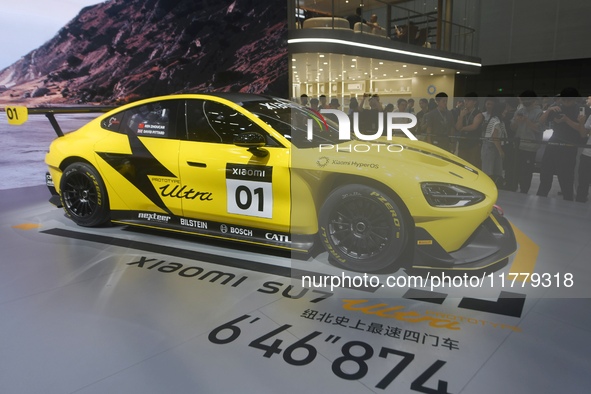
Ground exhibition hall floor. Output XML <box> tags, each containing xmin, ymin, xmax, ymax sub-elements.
<box><xmin>1</xmin><ymin>185</ymin><xmax>590</xmax><ymax>393</ymax></box>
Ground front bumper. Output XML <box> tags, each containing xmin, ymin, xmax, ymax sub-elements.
<box><xmin>411</xmin><ymin>206</ymin><xmax>516</xmax><ymax>273</ymax></box>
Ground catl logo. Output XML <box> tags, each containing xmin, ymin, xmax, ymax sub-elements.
<box><xmin>307</xmin><ymin>109</ymin><xmax>418</xmax><ymax>141</ymax></box>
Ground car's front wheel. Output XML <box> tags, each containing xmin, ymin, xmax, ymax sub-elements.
<box><xmin>60</xmin><ymin>162</ymin><xmax>110</xmax><ymax>227</ymax></box>
<box><xmin>318</xmin><ymin>184</ymin><xmax>409</xmax><ymax>273</ymax></box>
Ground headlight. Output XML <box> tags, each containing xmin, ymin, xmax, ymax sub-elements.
<box><xmin>421</xmin><ymin>182</ymin><xmax>485</xmax><ymax>207</ymax></box>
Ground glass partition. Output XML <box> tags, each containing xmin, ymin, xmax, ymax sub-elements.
<box><xmin>291</xmin><ymin>0</ymin><xmax>479</xmax><ymax>57</ymax></box>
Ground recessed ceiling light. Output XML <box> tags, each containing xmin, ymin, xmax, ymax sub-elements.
<box><xmin>319</xmin><ymin>54</ymin><xmax>325</xmax><ymax>58</ymax></box>
<box><xmin>414</xmin><ymin>71</ymin><xmax>418</xmax><ymax>74</ymax></box>
<box><xmin>441</xmin><ymin>69</ymin><xmax>445</xmax><ymax>72</ymax></box>
<box><xmin>423</xmin><ymin>67</ymin><xmax>427</xmax><ymax>70</ymax></box>
<box><xmin>379</xmin><ymin>62</ymin><xmax>384</xmax><ymax>65</ymax></box>
<box><xmin>456</xmin><ymin>71</ymin><xmax>460</xmax><ymax>74</ymax></box>
<box><xmin>430</xmin><ymin>73</ymin><xmax>434</xmax><ymax>76</ymax></box>
<box><xmin>352</xmin><ymin>59</ymin><xmax>357</xmax><ymax>62</ymax></box>
<box><xmin>403</xmin><ymin>65</ymin><xmax>407</xmax><ymax>67</ymax></box>
<box><xmin>400</xmin><ymin>75</ymin><xmax>404</xmax><ymax>78</ymax></box>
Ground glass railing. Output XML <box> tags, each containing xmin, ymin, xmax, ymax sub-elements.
<box><xmin>291</xmin><ymin>0</ymin><xmax>477</xmax><ymax>58</ymax></box>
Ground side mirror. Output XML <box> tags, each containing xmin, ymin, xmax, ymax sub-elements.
<box><xmin>233</xmin><ymin>132</ymin><xmax>268</xmax><ymax>157</ymax></box>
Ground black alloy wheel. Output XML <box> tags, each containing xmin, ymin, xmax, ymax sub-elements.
<box><xmin>319</xmin><ymin>184</ymin><xmax>408</xmax><ymax>273</ymax></box>
<box><xmin>60</xmin><ymin>163</ymin><xmax>110</xmax><ymax>227</ymax></box>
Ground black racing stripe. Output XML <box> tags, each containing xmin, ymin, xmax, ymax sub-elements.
<box><xmin>97</xmin><ymin>150</ymin><xmax>176</xmax><ymax>215</ymax></box>
<box><xmin>41</xmin><ymin>228</ymin><xmax>379</xmax><ymax>293</ymax></box>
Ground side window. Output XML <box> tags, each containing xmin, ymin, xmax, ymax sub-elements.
<box><xmin>196</xmin><ymin>101</ymin><xmax>261</xmax><ymax>144</ymax></box>
<box><xmin>101</xmin><ymin>112</ymin><xmax>124</xmax><ymax>132</ymax></box>
<box><xmin>186</xmin><ymin>99</ymin><xmax>225</xmax><ymax>143</ymax></box>
<box><xmin>185</xmin><ymin>99</ymin><xmax>281</xmax><ymax>146</ymax></box>
<box><xmin>205</xmin><ymin>101</ymin><xmax>259</xmax><ymax>143</ymax></box>
<box><xmin>120</xmin><ymin>100</ymin><xmax>179</xmax><ymax>138</ymax></box>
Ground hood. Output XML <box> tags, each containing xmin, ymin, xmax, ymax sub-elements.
<box><xmin>305</xmin><ymin>138</ymin><xmax>481</xmax><ymax>184</ymax></box>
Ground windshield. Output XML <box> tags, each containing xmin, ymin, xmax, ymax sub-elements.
<box><xmin>241</xmin><ymin>100</ymin><xmax>346</xmax><ymax>148</ymax></box>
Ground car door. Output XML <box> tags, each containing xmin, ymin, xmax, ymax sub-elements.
<box><xmin>177</xmin><ymin>98</ymin><xmax>291</xmax><ymax>234</ymax></box>
<box><xmin>94</xmin><ymin>99</ymin><xmax>183</xmax><ymax>216</ymax></box>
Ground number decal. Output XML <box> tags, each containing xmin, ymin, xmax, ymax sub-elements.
<box><xmin>226</xmin><ymin>164</ymin><xmax>273</xmax><ymax>218</ymax></box>
<box><xmin>249</xmin><ymin>324</ymin><xmax>291</xmax><ymax>357</ymax></box>
<box><xmin>209</xmin><ymin>316</ymin><xmax>453</xmax><ymax>392</ymax></box>
<box><xmin>332</xmin><ymin>341</ymin><xmax>374</xmax><ymax>380</ymax></box>
<box><xmin>208</xmin><ymin>314</ymin><xmax>251</xmax><ymax>344</ymax></box>
<box><xmin>4</xmin><ymin>106</ymin><xmax>28</xmax><ymax>125</ymax></box>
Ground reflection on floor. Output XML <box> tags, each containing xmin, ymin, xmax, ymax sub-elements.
<box><xmin>1</xmin><ymin>185</ymin><xmax>590</xmax><ymax>393</ymax></box>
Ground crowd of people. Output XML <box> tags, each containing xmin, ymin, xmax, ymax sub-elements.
<box><xmin>297</xmin><ymin>88</ymin><xmax>591</xmax><ymax>203</ymax></box>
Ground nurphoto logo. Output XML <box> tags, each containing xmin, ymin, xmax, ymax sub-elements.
<box><xmin>307</xmin><ymin>109</ymin><xmax>418</xmax><ymax>141</ymax></box>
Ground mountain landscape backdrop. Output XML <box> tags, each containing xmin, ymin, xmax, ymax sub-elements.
<box><xmin>0</xmin><ymin>0</ymin><xmax>288</xmax><ymax>105</ymax></box>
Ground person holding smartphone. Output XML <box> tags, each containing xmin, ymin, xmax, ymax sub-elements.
<box><xmin>537</xmin><ymin>87</ymin><xmax>587</xmax><ymax>201</ymax></box>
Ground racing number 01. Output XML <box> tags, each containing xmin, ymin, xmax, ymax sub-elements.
<box><xmin>226</xmin><ymin>164</ymin><xmax>273</xmax><ymax>219</ymax></box>
<box><xmin>5</xmin><ymin>106</ymin><xmax>28</xmax><ymax>125</ymax></box>
<box><xmin>235</xmin><ymin>185</ymin><xmax>264</xmax><ymax>212</ymax></box>
<box><xmin>227</xmin><ymin>180</ymin><xmax>273</xmax><ymax>218</ymax></box>
<box><xmin>6</xmin><ymin>108</ymin><xmax>18</xmax><ymax>120</ymax></box>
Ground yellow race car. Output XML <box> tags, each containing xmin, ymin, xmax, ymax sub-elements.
<box><xmin>37</xmin><ymin>93</ymin><xmax>515</xmax><ymax>273</ymax></box>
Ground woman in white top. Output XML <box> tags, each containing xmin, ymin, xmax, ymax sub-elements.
<box><xmin>481</xmin><ymin>99</ymin><xmax>507</xmax><ymax>185</ymax></box>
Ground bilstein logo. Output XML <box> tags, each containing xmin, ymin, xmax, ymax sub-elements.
<box><xmin>307</xmin><ymin>109</ymin><xmax>418</xmax><ymax>141</ymax></box>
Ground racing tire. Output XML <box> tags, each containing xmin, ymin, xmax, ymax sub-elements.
<box><xmin>318</xmin><ymin>184</ymin><xmax>408</xmax><ymax>273</ymax></box>
<box><xmin>60</xmin><ymin>163</ymin><xmax>110</xmax><ymax>227</ymax></box>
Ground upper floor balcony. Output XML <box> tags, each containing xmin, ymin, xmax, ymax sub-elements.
<box><xmin>289</xmin><ymin>0</ymin><xmax>481</xmax><ymax>75</ymax></box>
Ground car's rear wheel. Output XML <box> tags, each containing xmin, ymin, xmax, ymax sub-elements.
<box><xmin>60</xmin><ymin>163</ymin><xmax>110</xmax><ymax>227</ymax></box>
<box><xmin>318</xmin><ymin>184</ymin><xmax>408</xmax><ymax>273</ymax></box>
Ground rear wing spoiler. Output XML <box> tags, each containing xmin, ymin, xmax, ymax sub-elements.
<box><xmin>3</xmin><ymin>105</ymin><xmax>115</xmax><ymax>137</ymax></box>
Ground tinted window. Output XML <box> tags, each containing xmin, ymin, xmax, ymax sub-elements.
<box><xmin>118</xmin><ymin>100</ymin><xmax>180</xmax><ymax>138</ymax></box>
<box><xmin>186</xmin><ymin>99</ymin><xmax>224</xmax><ymax>143</ymax></box>
<box><xmin>100</xmin><ymin>112</ymin><xmax>124</xmax><ymax>132</ymax></box>
<box><xmin>241</xmin><ymin>100</ymin><xmax>343</xmax><ymax>149</ymax></box>
<box><xmin>186</xmin><ymin>99</ymin><xmax>278</xmax><ymax>146</ymax></box>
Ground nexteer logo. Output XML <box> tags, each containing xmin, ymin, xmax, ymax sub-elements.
<box><xmin>307</xmin><ymin>110</ymin><xmax>418</xmax><ymax>141</ymax></box>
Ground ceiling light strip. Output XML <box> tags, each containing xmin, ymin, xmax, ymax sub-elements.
<box><xmin>288</xmin><ymin>38</ymin><xmax>482</xmax><ymax>68</ymax></box>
